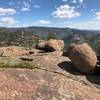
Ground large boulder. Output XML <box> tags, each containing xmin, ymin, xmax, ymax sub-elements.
<box><xmin>46</xmin><ymin>39</ymin><xmax>64</xmax><ymax>51</ymax></box>
<box><xmin>67</xmin><ymin>43</ymin><xmax>97</xmax><ymax>74</ymax></box>
<box><xmin>36</xmin><ymin>40</ymin><xmax>47</xmax><ymax>50</ymax></box>
<box><xmin>36</xmin><ymin>39</ymin><xmax>64</xmax><ymax>52</ymax></box>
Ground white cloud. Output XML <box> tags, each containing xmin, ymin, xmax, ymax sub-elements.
<box><xmin>0</xmin><ymin>8</ymin><xmax>16</xmax><ymax>16</ymax></box>
<box><xmin>73</xmin><ymin>0</ymin><xmax>77</xmax><ymax>3</ymax></box>
<box><xmin>39</xmin><ymin>20</ymin><xmax>51</xmax><ymax>24</ymax></box>
<box><xmin>73</xmin><ymin>0</ymin><xmax>83</xmax><ymax>3</ymax></box>
<box><xmin>23</xmin><ymin>1</ymin><xmax>30</xmax><ymax>8</ymax></box>
<box><xmin>32</xmin><ymin>20</ymin><xmax>51</xmax><ymax>26</ymax></box>
<box><xmin>21</xmin><ymin>7</ymin><xmax>30</xmax><ymax>11</ymax></box>
<box><xmin>96</xmin><ymin>12</ymin><xmax>100</xmax><ymax>19</ymax></box>
<box><xmin>21</xmin><ymin>1</ymin><xmax>30</xmax><ymax>11</ymax></box>
<box><xmin>78</xmin><ymin>0</ymin><xmax>83</xmax><ymax>3</ymax></box>
<box><xmin>0</xmin><ymin>17</ymin><xmax>18</xmax><ymax>26</ymax></box>
<box><xmin>52</xmin><ymin>5</ymin><xmax>80</xmax><ymax>19</ymax></box>
<box><xmin>91</xmin><ymin>9</ymin><xmax>96</xmax><ymax>12</ymax></box>
<box><xmin>62</xmin><ymin>0</ymin><xmax>68</xmax><ymax>2</ymax></box>
<box><xmin>34</xmin><ymin>5</ymin><xmax>40</xmax><ymax>8</ymax></box>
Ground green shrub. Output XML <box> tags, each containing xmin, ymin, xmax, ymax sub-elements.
<box><xmin>0</xmin><ymin>57</ymin><xmax>37</xmax><ymax>69</ymax></box>
<box><xmin>46</xmin><ymin>33</ymin><xmax>58</xmax><ymax>40</ymax></box>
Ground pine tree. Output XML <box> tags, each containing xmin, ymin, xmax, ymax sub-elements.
<box><xmin>46</xmin><ymin>33</ymin><xmax>58</xmax><ymax>40</ymax></box>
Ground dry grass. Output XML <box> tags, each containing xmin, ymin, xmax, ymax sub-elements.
<box><xmin>0</xmin><ymin>57</ymin><xmax>37</xmax><ymax>69</ymax></box>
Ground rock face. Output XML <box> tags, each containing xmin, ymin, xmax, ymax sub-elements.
<box><xmin>0</xmin><ymin>68</ymin><xmax>100</xmax><ymax>100</ymax></box>
<box><xmin>0</xmin><ymin>46</ymin><xmax>29</xmax><ymax>57</ymax></box>
<box><xmin>36</xmin><ymin>39</ymin><xmax>64</xmax><ymax>52</ymax></box>
<box><xmin>67</xmin><ymin>43</ymin><xmax>97</xmax><ymax>74</ymax></box>
<box><xmin>0</xmin><ymin>51</ymin><xmax>99</xmax><ymax>99</ymax></box>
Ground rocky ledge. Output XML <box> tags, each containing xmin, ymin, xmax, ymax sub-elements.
<box><xmin>0</xmin><ymin>46</ymin><xmax>100</xmax><ymax>99</ymax></box>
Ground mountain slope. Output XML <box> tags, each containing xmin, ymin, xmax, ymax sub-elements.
<box><xmin>0</xmin><ymin>26</ymin><xmax>100</xmax><ymax>54</ymax></box>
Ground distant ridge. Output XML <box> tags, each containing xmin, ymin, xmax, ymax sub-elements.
<box><xmin>0</xmin><ymin>26</ymin><xmax>100</xmax><ymax>54</ymax></box>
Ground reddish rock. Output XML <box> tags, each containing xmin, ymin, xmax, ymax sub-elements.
<box><xmin>46</xmin><ymin>39</ymin><xmax>64</xmax><ymax>51</ymax></box>
<box><xmin>0</xmin><ymin>68</ymin><xmax>99</xmax><ymax>99</ymax></box>
<box><xmin>0</xmin><ymin>46</ymin><xmax>29</xmax><ymax>57</ymax></box>
<box><xmin>67</xmin><ymin>43</ymin><xmax>97</xmax><ymax>74</ymax></box>
<box><xmin>0</xmin><ymin>50</ymin><xmax>99</xmax><ymax>99</ymax></box>
<box><xmin>36</xmin><ymin>39</ymin><xmax>64</xmax><ymax>52</ymax></box>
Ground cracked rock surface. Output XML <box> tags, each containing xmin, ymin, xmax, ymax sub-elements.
<box><xmin>0</xmin><ymin>50</ymin><xmax>100</xmax><ymax>99</ymax></box>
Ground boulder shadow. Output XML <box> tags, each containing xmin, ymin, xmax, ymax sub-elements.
<box><xmin>58</xmin><ymin>61</ymin><xmax>81</xmax><ymax>75</ymax></box>
<box><xmin>86</xmin><ymin>56</ymin><xmax>100</xmax><ymax>85</ymax></box>
<box><xmin>86</xmin><ymin>67</ymin><xmax>100</xmax><ymax>85</ymax></box>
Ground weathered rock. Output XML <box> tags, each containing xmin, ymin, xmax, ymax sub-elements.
<box><xmin>46</xmin><ymin>39</ymin><xmax>64</xmax><ymax>51</ymax></box>
<box><xmin>36</xmin><ymin>39</ymin><xmax>64</xmax><ymax>52</ymax></box>
<box><xmin>0</xmin><ymin>68</ymin><xmax>100</xmax><ymax>99</ymax></box>
<box><xmin>0</xmin><ymin>46</ymin><xmax>29</xmax><ymax>57</ymax></box>
<box><xmin>67</xmin><ymin>43</ymin><xmax>97</xmax><ymax>74</ymax></box>
<box><xmin>0</xmin><ymin>50</ymin><xmax>99</xmax><ymax>99</ymax></box>
<box><xmin>36</xmin><ymin>40</ymin><xmax>47</xmax><ymax>50</ymax></box>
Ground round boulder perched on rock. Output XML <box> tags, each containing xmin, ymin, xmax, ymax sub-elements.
<box><xmin>36</xmin><ymin>39</ymin><xmax>64</xmax><ymax>52</ymax></box>
<box><xmin>46</xmin><ymin>39</ymin><xmax>64</xmax><ymax>51</ymax></box>
<box><xmin>67</xmin><ymin>43</ymin><xmax>97</xmax><ymax>74</ymax></box>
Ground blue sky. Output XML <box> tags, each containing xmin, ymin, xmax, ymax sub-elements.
<box><xmin>0</xmin><ymin>0</ymin><xmax>100</xmax><ymax>30</ymax></box>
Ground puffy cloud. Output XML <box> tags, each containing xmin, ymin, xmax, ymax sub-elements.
<box><xmin>96</xmin><ymin>12</ymin><xmax>100</xmax><ymax>19</ymax></box>
<box><xmin>52</xmin><ymin>5</ymin><xmax>80</xmax><ymax>19</ymax></box>
<box><xmin>0</xmin><ymin>17</ymin><xmax>18</xmax><ymax>26</ymax></box>
<box><xmin>0</xmin><ymin>8</ymin><xmax>16</xmax><ymax>16</ymax></box>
